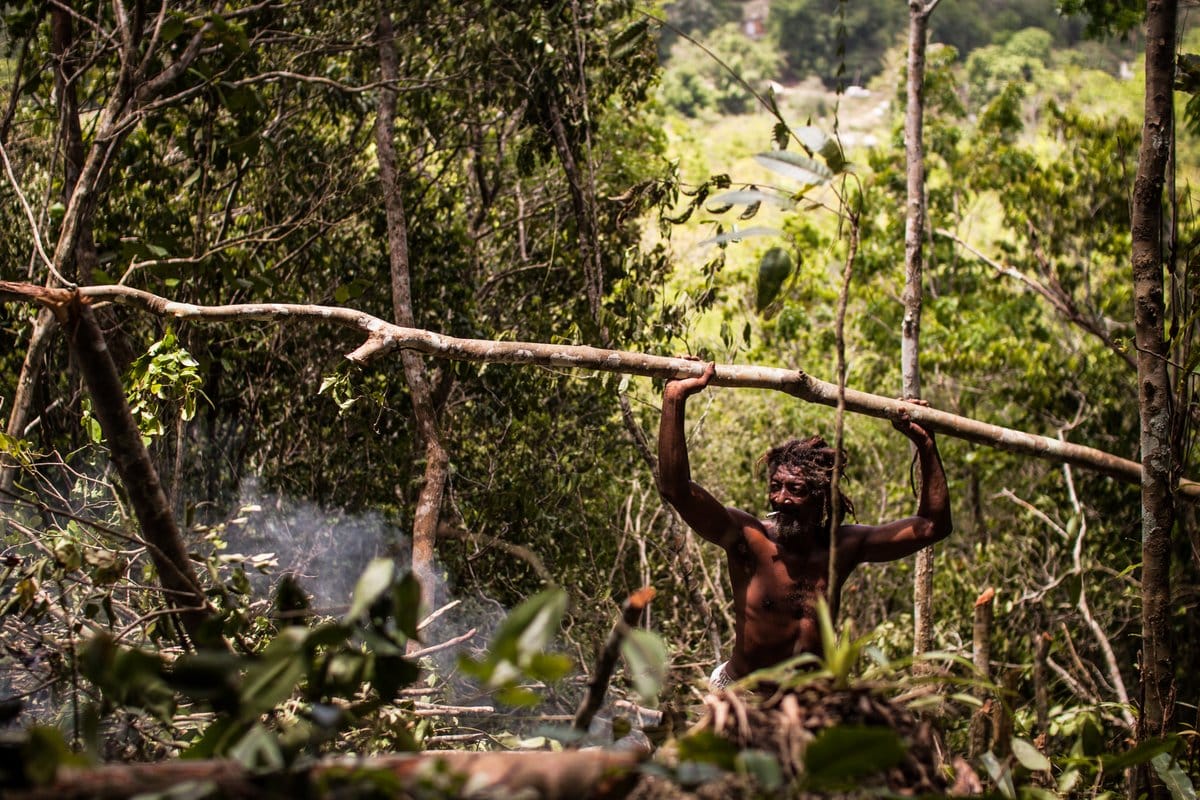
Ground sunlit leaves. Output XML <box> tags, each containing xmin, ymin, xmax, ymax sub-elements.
<box><xmin>753</xmin><ymin>150</ymin><xmax>833</xmax><ymax>189</ymax></box>
<box><xmin>1010</xmin><ymin>736</ymin><xmax>1051</xmax><ymax>772</ymax></box>
<box><xmin>345</xmin><ymin>557</ymin><xmax>396</xmax><ymax>623</ymax></box>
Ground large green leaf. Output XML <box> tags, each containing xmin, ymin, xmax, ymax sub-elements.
<box><xmin>980</xmin><ymin>750</ymin><xmax>1016</xmax><ymax>800</ymax></box>
<box><xmin>498</xmin><ymin>587</ymin><xmax>568</xmax><ymax>665</ymax></box>
<box><xmin>678</xmin><ymin>729</ymin><xmax>739</xmax><ymax>771</ymax></box>
<box><xmin>803</xmin><ymin>725</ymin><xmax>906</xmax><ymax>784</ymax></box>
<box><xmin>756</xmin><ymin>247</ymin><xmax>793</xmax><ymax>312</ymax></box>
<box><xmin>620</xmin><ymin>628</ymin><xmax>668</xmax><ymax>703</ymax></box>
<box><xmin>1011</xmin><ymin>736</ymin><xmax>1051</xmax><ymax>772</ymax></box>
<box><xmin>344</xmin><ymin>558</ymin><xmax>395</xmax><ymax>623</ymax></box>
<box><xmin>1100</xmin><ymin>737</ymin><xmax>1176</xmax><ymax>770</ymax></box>
<box><xmin>753</xmin><ymin>151</ymin><xmax>833</xmax><ymax>187</ymax></box>
<box><xmin>1152</xmin><ymin>753</ymin><xmax>1197</xmax><ymax>800</ymax></box>
<box><xmin>460</xmin><ymin>588</ymin><xmax>569</xmax><ymax>689</ymax></box>
<box><xmin>736</xmin><ymin>750</ymin><xmax>783</xmax><ymax>791</ymax></box>
<box><xmin>240</xmin><ymin>629</ymin><xmax>306</xmax><ymax>718</ymax></box>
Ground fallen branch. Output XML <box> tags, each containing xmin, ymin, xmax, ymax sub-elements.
<box><xmin>7</xmin><ymin>749</ymin><xmax>642</xmax><ymax>800</ymax></box>
<box><xmin>58</xmin><ymin>293</ymin><xmax>215</xmax><ymax>646</ymax></box>
<box><xmin>2</xmin><ymin>282</ymin><xmax>1195</xmax><ymax>497</ymax></box>
<box><xmin>574</xmin><ymin>587</ymin><xmax>656</xmax><ymax>732</ymax></box>
<box><xmin>407</xmin><ymin>628</ymin><xmax>477</xmax><ymax>660</ymax></box>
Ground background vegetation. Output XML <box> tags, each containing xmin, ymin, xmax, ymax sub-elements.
<box><xmin>0</xmin><ymin>0</ymin><xmax>1196</xmax><ymax>796</ymax></box>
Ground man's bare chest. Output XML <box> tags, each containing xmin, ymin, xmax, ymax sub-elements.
<box><xmin>730</xmin><ymin>539</ymin><xmax>831</xmax><ymax>614</ymax></box>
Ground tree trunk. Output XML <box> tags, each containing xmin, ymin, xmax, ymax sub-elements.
<box><xmin>1131</xmin><ymin>0</ymin><xmax>1177</xmax><ymax>791</ymax></box>
<box><xmin>904</xmin><ymin>0</ymin><xmax>935</xmax><ymax>659</ymax></box>
<box><xmin>61</xmin><ymin>295</ymin><xmax>212</xmax><ymax>645</ymax></box>
<box><xmin>375</xmin><ymin>9</ymin><xmax>449</xmax><ymax>618</ymax></box>
<box><xmin>2</xmin><ymin>6</ymin><xmax>95</xmax><ymax>493</ymax></box>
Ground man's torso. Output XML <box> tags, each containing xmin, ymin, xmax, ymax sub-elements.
<box><xmin>723</xmin><ymin>516</ymin><xmax>854</xmax><ymax>679</ymax></box>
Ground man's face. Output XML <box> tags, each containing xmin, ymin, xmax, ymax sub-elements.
<box><xmin>768</xmin><ymin>464</ymin><xmax>826</xmax><ymax>538</ymax></box>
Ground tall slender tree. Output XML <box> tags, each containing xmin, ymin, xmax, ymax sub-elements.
<box><xmin>903</xmin><ymin>0</ymin><xmax>941</xmax><ymax>658</ymax></box>
<box><xmin>1131</xmin><ymin>0</ymin><xmax>1177</xmax><ymax>789</ymax></box>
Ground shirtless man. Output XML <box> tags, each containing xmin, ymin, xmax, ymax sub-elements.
<box><xmin>656</xmin><ymin>363</ymin><xmax>952</xmax><ymax>688</ymax></box>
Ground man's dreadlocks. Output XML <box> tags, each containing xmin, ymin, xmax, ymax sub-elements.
<box><xmin>763</xmin><ymin>436</ymin><xmax>855</xmax><ymax>528</ymax></box>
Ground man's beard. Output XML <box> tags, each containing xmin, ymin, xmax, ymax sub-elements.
<box><xmin>775</xmin><ymin>509</ymin><xmax>817</xmax><ymax>543</ymax></box>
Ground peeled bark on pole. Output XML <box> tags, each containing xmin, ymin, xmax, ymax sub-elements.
<box><xmin>1</xmin><ymin>282</ymin><xmax>1197</xmax><ymax>498</ymax></box>
<box><xmin>1132</xmin><ymin>0</ymin><xmax>1177</xmax><ymax>790</ymax></box>
<box><xmin>61</xmin><ymin>294</ymin><xmax>212</xmax><ymax>645</ymax></box>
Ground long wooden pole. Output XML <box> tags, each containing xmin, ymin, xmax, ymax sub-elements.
<box><xmin>2</xmin><ymin>281</ymin><xmax>1195</xmax><ymax>498</ymax></box>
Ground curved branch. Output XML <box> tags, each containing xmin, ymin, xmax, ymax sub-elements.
<box><xmin>2</xmin><ymin>280</ymin><xmax>1195</xmax><ymax>498</ymax></box>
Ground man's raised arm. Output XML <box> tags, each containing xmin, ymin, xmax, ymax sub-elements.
<box><xmin>656</xmin><ymin>363</ymin><xmax>741</xmax><ymax>547</ymax></box>
<box><xmin>846</xmin><ymin>401</ymin><xmax>953</xmax><ymax>562</ymax></box>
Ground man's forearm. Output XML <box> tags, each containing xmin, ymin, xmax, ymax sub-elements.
<box><xmin>657</xmin><ymin>393</ymin><xmax>692</xmax><ymax>501</ymax></box>
<box><xmin>915</xmin><ymin>436</ymin><xmax>952</xmax><ymax>535</ymax></box>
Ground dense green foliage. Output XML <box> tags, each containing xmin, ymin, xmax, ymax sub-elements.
<box><xmin>0</xmin><ymin>0</ymin><xmax>1198</xmax><ymax>796</ymax></box>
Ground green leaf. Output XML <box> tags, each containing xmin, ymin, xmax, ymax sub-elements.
<box><xmin>1151</xmin><ymin>753</ymin><xmax>1197</xmax><ymax>800</ymax></box>
<box><xmin>620</xmin><ymin>628</ymin><xmax>667</xmax><ymax>703</ymax></box>
<box><xmin>736</xmin><ymin>750</ymin><xmax>783</xmax><ymax>791</ymax></box>
<box><xmin>459</xmin><ymin>588</ymin><xmax>568</xmax><ymax>692</ymax></box>
<box><xmin>609</xmin><ymin>18</ymin><xmax>649</xmax><ymax>60</ymax></box>
<box><xmin>344</xmin><ymin>558</ymin><xmax>395</xmax><ymax>623</ymax></box>
<box><xmin>495</xmin><ymin>685</ymin><xmax>543</xmax><ymax>707</ymax></box>
<box><xmin>1100</xmin><ymin>737</ymin><xmax>1176</xmax><ymax>770</ymax></box>
<box><xmin>493</xmin><ymin>587</ymin><xmax>568</xmax><ymax>668</ymax></box>
<box><xmin>795</xmin><ymin>125</ymin><xmax>829</xmax><ymax>152</ymax></box>
<box><xmin>240</xmin><ymin>630</ymin><xmax>306</xmax><ymax>718</ymax></box>
<box><xmin>753</xmin><ymin>150</ymin><xmax>833</xmax><ymax>187</ymax></box>
<box><xmin>392</xmin><ymin>571</ymin><xmax>422</xmax><ymax>640</ymax></box>
<box><xmin>167</xmin><ymin>650</ymin><xmax>244</xmax><ymax>706</ymax></box>
<box><xmin>526</xmin><ymin>651</ymin><xmax>573</xmax><ymax>683</ymax></box>
<box><xmin>981</xmin><ymin>750</ymin><xmax>1016</xmax><ymax>800</ymax></box>
<box><xmin>1011</xmin><ymin>737</ymin><xmax>1051</xmax><ymax>771</ymax></box>
<box><xmin>756</xmin><ymin>247</ymin><xmax>793</xmax><ymax>312</ymax></box>
<box><xmin>182</xmin><ymin>718</ymin><xmax>246</xmax><ymax>759</ymax></box>
<box><xmin>304</xmin><ymin>621</ymin><xmax>353</xmax><ymax>650</ymax></box>
<box><xmin>371</xmin><ymin>654</ymin><xmax>420</xmax><ymax>700</ymax></box>
<box><xmin>228</xmin><ymin>723</ymin><xmax>284</xmax><ymax>771</ymax></box>
<box><xmin>803</xmin><ymin>725</ymin><xmax>906</xmax><ymax>783</ymax></box>
<box><xmin>21</xmin><ymin>726</ymin><xmax>89</xmax><ymax>785</ymax></box>
<box><xmin>678</xmin><ymin>729</ymin><xmax>739</xmax><ymax>771</ymax></box>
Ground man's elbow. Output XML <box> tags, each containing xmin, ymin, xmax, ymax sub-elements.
<box><xmin>932</xmin><ymin>514</ymin><xmax>953</xmax><ymax>543</ymax></box>
<box><xmin>657</xmin><ymin>478</ymin><xmax>685</xmax><ymax>508</ymax></box>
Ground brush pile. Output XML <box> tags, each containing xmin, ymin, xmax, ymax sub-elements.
<box><xmin>629</xmin><ymin>677</ymin><xmax>979</xmax><ymax>799</ymax></box>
